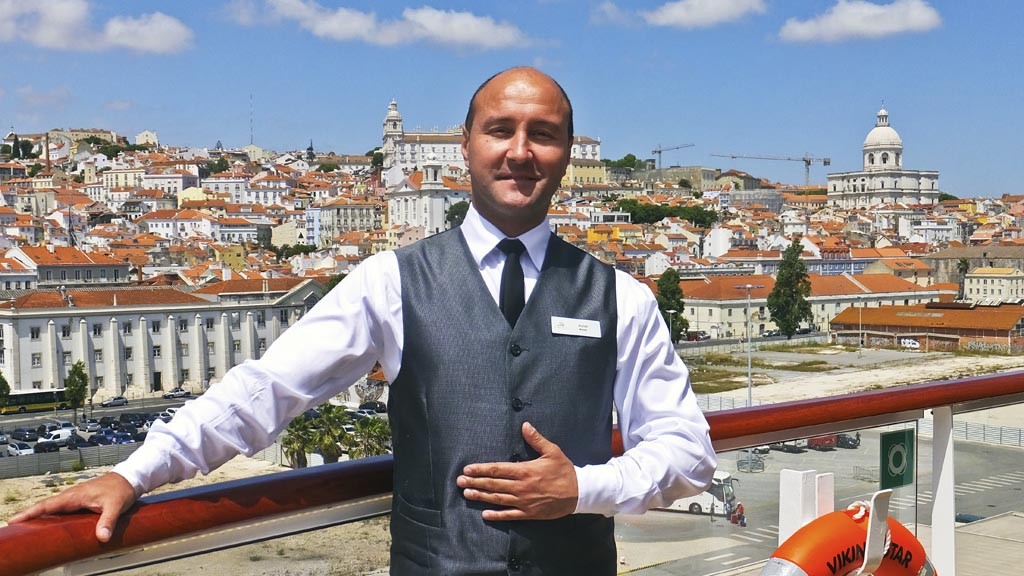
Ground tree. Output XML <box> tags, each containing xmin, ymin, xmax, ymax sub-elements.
<box><xmin>64</xmin><ymin>361</ymin><xmax>89</xmax><ymax>424</ymax></box>
<box><xmin>446</xmin><ymin>200</ymin><xmax>470</xmax><ymax>228</ymax></box>
<box><xmin>206</xmin><ymin>157</ymin><xmax>230</xmax><ymax>174</ymax></box>
<box><xmin>677</xmin><ymin>178</ymin><xmax>693</xmax><ymax>189</ymax></box>
<box><xmin>0</xmin><ymin>370</ymin><xmax>9</xmax><ymax>413</ymax></box>
<box><xmin>323</xmin><ymin>273</ymin><xmax>346</xmax><ymax>292</ymax></box>
<box><xmin>282</xmin><ymin>417</ymin><xmax>315</xmax><ymax>469</ymax></box>
<box><xmin>346</xmin><ymin>417</ymin><xmax>392</xmax><ymax>459</ymax></box>
<box><xmin>656</xmin><ymin>268</ymin><xmax>687</xmax><ymax>341</ymax></box>
<box><xmin>938</xmin><ymin>192</ymin><xmax>959</xmax><ymax>202</ymax></box>
<box><xmin>11</xmin><ymin>134</ymin><xmax>21</xmax><ymax>159</ymax></box>
<box><xmin>316</xmin><ymin>162</ymin><xmax>339</xmax><ymax>172</ymax></box>
<box><xmin>27</xmin><ymin>163</ymin><xmax>43</xmax><ymax>177</ymax></box>
<box><xmin>18</xmin><ymin>139</ymin><xmax>36</xmax><ymax>159</ymax></box>
<box><xmin>311</xmin><ymin>404</ymin><xmax>352</xmax><ymax>463</ymax></box>
<box><xmin>0</xmin><ymin>144</ymin><xmax>10</xmax><ymax>157</ymax></box>
<box><xmin>371</xmin><ymin>152</ymin><xmax>384</xmax><ymax>169</ymax></box>
<box><xmin>957</xmin><ymin>257</ymin><xmax>971</xmax><ymax>299</ymax></box>
<box><xmin>767</xmin><ymin>240</ymin><xmax>813</xmax><ymax>339</ymax></box>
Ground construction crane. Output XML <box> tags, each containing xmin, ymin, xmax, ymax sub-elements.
<box><xmin>652</xmin><ymin>143</ymin><xmax>695</xmax><ymax>171</ymax></box>
<box><xmin>711</xmin><ymin>152</ymin><xmax>831</xmax><ymax>187</ymax></box>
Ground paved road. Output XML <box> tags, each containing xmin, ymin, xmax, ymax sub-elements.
<box><xmin>616</xmin><ymin>430</ymin><xmax>1024</xmax><ymax>575</ymax></box>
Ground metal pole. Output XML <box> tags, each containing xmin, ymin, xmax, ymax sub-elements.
<box><xmin>746</xmin><ymin>288</ymin><xmax>753</xmax><ymax>473</ymax></box>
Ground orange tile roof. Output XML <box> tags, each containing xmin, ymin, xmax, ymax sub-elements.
<box><xmin>192</xmin><ymin>277</ymin><xmax>311</xmax><ymax>295</ymax></box>
<box><xmin>15</xmin><ymin>246</ymin><xmax>123</xmax><ymax>266</ymax></box>
<box><xmin>831</xmin><ymin>304</ymin><xmax>1024</xmax><ymax>331</ymax></box>
<box><xmin>1</xmin><ymin>288</ymin><xmax>207</xmax><ymax>310</ymax></box>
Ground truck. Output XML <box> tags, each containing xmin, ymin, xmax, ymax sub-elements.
<box><xmin>659</xmin><ymin>470</ymin><xmax>737</xmax><ymax>516</ymax></box>
<box><xmin>806</xmin><ymin>434</ymin><xmax>837</xmax><ymax>451</ymax></box>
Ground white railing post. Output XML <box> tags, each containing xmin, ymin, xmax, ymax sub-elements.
<box><xmin>778</xmin><ymin>469</ymin><xmax>834</xmax><ymax>546</ymax></box>
<box><xmin>931</xmin><ymin>406</ymin><xmax>956</xmax><ymax>576</ymax></box>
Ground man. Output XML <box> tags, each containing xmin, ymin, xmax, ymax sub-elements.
<box><xmin>13</xmin><ymin>67</ymin><xmax>716</xmax><ymax>574</ymax></box>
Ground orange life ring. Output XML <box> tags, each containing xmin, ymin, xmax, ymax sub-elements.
<box><xmin>759</xmin><ymin>508</ymin><xmax>937</xmax><ymax>576</ymax></box>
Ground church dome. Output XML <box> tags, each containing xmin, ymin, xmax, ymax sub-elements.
<box><xmin>863</xmin><ymin>107</ymin><xmax>902</xmax><ymax>148</ymax></box>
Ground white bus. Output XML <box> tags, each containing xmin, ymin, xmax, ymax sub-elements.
<box><xmin>660</xmin><ymin>470</ymin><xmax>737</xmax><ymax>516</ymax></box>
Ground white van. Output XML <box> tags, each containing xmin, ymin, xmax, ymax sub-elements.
<box><xmin>41</xmin><ymin>428</ymin><xmax>73</xmax><ymax>447</ymax></box>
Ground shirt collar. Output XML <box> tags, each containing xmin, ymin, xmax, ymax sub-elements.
<box><xmin>461</xmin><ymin>204</ymin><xmax>551</xmax><ymax>270</ymax></box>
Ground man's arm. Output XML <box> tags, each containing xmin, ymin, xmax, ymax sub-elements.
<box><xmin>9</xmin><ymin>253</ymin><xmax>403</xmax><ymax>535</ymax></box>
<box><xmin>574</xmin><ymin>270</ymin><xmax>717</xmax><ymax>516</ymax></box>
<box><xmin>9</xmin><ymin>473</ymin><xmax>136</xmax><ymax>542</ymax></box>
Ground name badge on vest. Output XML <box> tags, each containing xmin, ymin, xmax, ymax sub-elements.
<box><xmin>551</xmin><ymin>316</ymin><xmax>601</xmax><ymax>338</ymax></box>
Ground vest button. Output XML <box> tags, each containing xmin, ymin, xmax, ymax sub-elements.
<box><xmin>508</xmin><ymin>556</ymin><xmax>521</xmax><ymax>571</ymax></box>
<box><xmin>510</xmin><ymin>344</ymin><xmax>522</xmax><ymax>356</ymax></box>
<box><xmin>510</xmin><ymin>452</ymin><xmax>521</xmax><ymax>462</ymax></box>
<box><xmin>511</xmin><ymin>397</ymin><xmax>524</xmax><ymax>411</ymax></box>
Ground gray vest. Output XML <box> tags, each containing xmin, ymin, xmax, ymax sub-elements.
<box><xmin>389</xmin><ymin>228</ymin><xmax>618</xmax><ymax>575</ymax></box>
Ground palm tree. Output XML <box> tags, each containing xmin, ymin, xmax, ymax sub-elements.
<box><xmin>311</xmin><ymin>404</ymin><xmax>352</xmax><ymax>463</ymax></box>
<box><xmin>282</xmin><ymin>417</ymin><xmax>315</xmax><ymax>469</ymax></box>
<box><xmin>348</xmin><ymin>417</ymin><xmax>392</xmax><ymax>459</ymax></box>
<box><xmin>957</xmin><ymin>257</ymin><xmax>971</xmax><ymax>300</ymax></box>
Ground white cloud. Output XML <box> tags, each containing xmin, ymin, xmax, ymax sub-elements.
<box><xmin>16</xmin><ymin>85</ymin><xmax>72</xmax><ymax>111</ymax></box>
<box><xmin>224</xmin><ymin>0</ymin><xmax>264</xmax><ymax>26</ymax></box>
<box><xmin>589</xmin><ymin>1</ymin><xmax>633</xmax><ymax>26</ymax></box>
<box><xmin>105</xmin><ymin>99</ymin><xmax>134</xmax><ymax>111</ymax></box>
<box><xmin>642</xmin><ymin>0</ymin><xmax>766</xmax><ymax>29</ymax></box>
<box><xmin>0</xmin><ymin>0</ymin><xmax>192</xmax><ymax>53</ymax></box>
<box><xmin>780</xmin><ymin>0</ymin><xmax>941</xmax><ymax>43</ymax></box>
<box><xmin>102</xmin><ymin>12</ymin><xmax>193</xmax><ymax>53</ymax></box>
<box><xmin>265</xmin><ymin>0</ymin><xmax>528</xmax><ymax>49</ymax></box>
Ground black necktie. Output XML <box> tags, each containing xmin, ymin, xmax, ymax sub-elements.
<box><xmin>497</xmin><ymin>238</ymin><xmax>526</xmax><ymax>326</ymax></box>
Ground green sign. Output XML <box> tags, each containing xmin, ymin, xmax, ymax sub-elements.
<box><xmin>880</xmin><ymin>429</ymin><xmax>915</xmax><ymax>490</ymax></box>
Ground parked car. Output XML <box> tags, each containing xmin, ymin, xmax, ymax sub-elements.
<box><xmin>355</xmin><ymin>409</ymin><xmax>378</xmax><ymax>418</ymax></box>
<box><xmin>118</xmin><ymin>423</ymin><xmax>139</xmax><ymax>436</ymax></box>
<box><xmin>98</xmin><ymin>416</ymin><xmax>119</xmax><ymax>429</ymax></box>
<box><xmin>761</xmin><ymin>329</ymin><xmax>781</xmax><ymax>337</ymax></box>
<box><xmin>33</xmin><ymin>441</ymin><xmax>60</xmax><ymax>453</ymax></box>
<box><xmin>0</xmin><ymin>430</ymin><xmax>7</xmax><ymax>445</ymax></box>
<box><xmin>35</xmin><ymin>422</ymin><xmax>61</xmax><ymax>437</ymax></box>
<box><xmin>78</xmin><ymin>419</ymin><xmax>101</xmax><ymax>433</ymax></box>
<box><xmin>359</xmin><ymin>401</ymin><xmax>387</xmax><ymax>414</ymax></box>
<box><xmin>686</xmin><ymin>331</ymin><xmax>711</xmax><ymax>341</ymax></box>
<box><xmin>88</xmin><ymin>434</ymin><xmax>113</xmax><ymax>446</ymax></box>
<box><xmin>40</xmin><ymin>429</ymin><xmax>72</xmax><ymax>447</ymax></box>
<box><xmin>100</xmin><ymin>396</ymin><xmax>128</xmax><ymax>408</ymax></box>
<box><xmin>94</xmin><ymin>428</ymin><xmax>117</xmax><ymax>441</ymax></box>
<box><xmin>65</xmin><ymin>433</ymin><xmax>88</xmax><ymax>450</ymax></box>
<box><xmin>7</xmin><ymin>442</ymin><xmax>33</xmax><ymax>456</ymax></box>
<box><xmin>112</xmin><ymin>432</ymin><xmax>135</xmax><ymax>444</ymax></box>
<box><xmin>837</xmin><ymin>432</ymin><xmax>861</xmax><ymax>449</ymax></box>
<box><xmin>56</xmin><ymin>420</ymin><xmax>76</xmax><ymax>431</ymax></box>
<box><xmin>162</xmin><ymin>387</ymin><xmax>191</xmax><ymax>399</ymax></box>
<box><xmin>10</xmin><ymin>428</ymin><xmax>38</xmax><ymax>442</ymax></box>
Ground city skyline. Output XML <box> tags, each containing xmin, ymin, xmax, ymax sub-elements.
<box><xmin>0</xmin><ymin>0</ymin><xmax>1020</xmax><ymax>197</ymax></box>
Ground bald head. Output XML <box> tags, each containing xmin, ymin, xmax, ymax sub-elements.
<box><xmin>464</xmin><ymin>67</ymin><xmax>574</xmax><ymax>143</ymax></box>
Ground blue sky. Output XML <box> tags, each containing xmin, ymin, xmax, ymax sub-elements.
<box><xmin>1</xmin><ymin>0</ymin><xmax>1020</xmax><ymax>197</ymax></box>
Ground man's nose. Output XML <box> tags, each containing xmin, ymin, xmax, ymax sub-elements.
<box><xmin>506</xmin><ymin>131</ymin><xmax>531</xmax><ymax>163</ymax></box>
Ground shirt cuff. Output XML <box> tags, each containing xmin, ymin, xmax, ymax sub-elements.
<box><xmin>112</xmin><ymin>442</ymin><xmax>169</xmax><ymax>498</ymax></box>
<box><xmin>573</xmin><ymin>463</ymin><xmax>622</xmax><ymax>517</ymax></box>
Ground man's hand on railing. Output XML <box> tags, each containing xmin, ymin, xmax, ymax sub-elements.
<box><xmin>457</xmin><ymin>422</ymin><xmax>579</xmax><ymax>521</ymax></box>
<box><xmin>9</xmin><ymin>472</ymin><xmax>137</xmax><ymax>542</ymax></box>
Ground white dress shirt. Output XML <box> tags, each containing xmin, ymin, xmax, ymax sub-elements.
<box><xmin>114</xmin><ymin>206</ymin><xmax>716</xmax><ymax>517</ymax></box>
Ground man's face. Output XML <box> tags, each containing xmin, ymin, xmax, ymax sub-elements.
<box><xmin>462</xmin><ymin>70</ymin><xmax>571</xmax><ymax>237</ymax></box>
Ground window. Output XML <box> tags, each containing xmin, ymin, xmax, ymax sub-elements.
<box><xmin>181</xmin><ymin>343</ymin><xmax>189</xmax><ymax>357</ymax></box>
<box><xmin>86</xmin><ymin>270</ymin><xmax>92</xmax><ymax>280</ymax></box>
<box><xmin>258</xmin><ymin>338</ymin><xmax>266</xmax><ymax>351</ymax></box>
<box><xmin>152</xmin><ymin>321</ymin><xmax>161</xmax><ymax>334</ymax></box>
<box><xmin>125</xmin><ymin>347</ymin><xmax>133</xmax><ymax>360</ymax></box>
<box><xmin>127</xmin><ymin>373</ymin><xmax>133</xmax><ymax>385</ymax></box>
<box><xmin>94</xmin><ymin>349</ymin><xmax>103</xmax><ymax>363</ymax></box>
<box><xmin>95</xmin><ymin>376</ymin><xmax>103</xmax><ymax>388</ymax></box>
<box><xmin>232</xmin><ymin>339</ymin><xmax>241</xmax><ymax>352</ymax></box>
<box><xmin>256</xmin><ymin>311</ymin><xmax>265</xmax><ymax>327</ymax></box>
<box><xmin>279</xmin><ymin>309</ymin><xmax>289</xmax><ymax>326</ymax></box>
<box><xmin>205</xmin><ymin>318</ymin><xmax>214</xmax><ymax>330</ymax></box>
<box><xmin>0</xmin><ymin>350</ymin><xmax>4</xmax><ymax>363</ymax></box>
<box><xmin>207</xmin><ymin>342</ymin><xmax>215</xmax><ymax>355</ymax></box>
<box><xmin>31</xmin><ymin>353</ymin><xmax>41</xmax><ymax>367</ymax></box>
<box><xmin>207</xmin><ymin>367</ymin><xmax>216</xmax><ymax>379</ymax></box>
<box><xmin>75</xmin><ymin>270</ymin><xmax>81</xmax><ymax>280</ymax></box>
<box><xmin>46</xmin><ymin>271</ymin><xmax>52</xmax><ymax>281</ymax></box>
<box><xmin>123</xmin><ymin>323</ymin><xmax>132</xmax><ymax>335</ymax></box>
<box><xmin>30</xmin><ymin>327</ymin><xmax>40</xmax><ymax>340</ymax></box>
<box><xmin>181</xmin><ymin>369</ymin><xmax>190</xmax><ymax>382</ymax></box>
<box><xmin>63</xmin><ymin>352</ymin><xmax>72</xmax><ymax>365</ymax></box>
<box><xmin>61</xmin><ymin>324</ymin><xmax>71</xmax><ymax>338</ymax></box>
<box><xmin>60</xmin><ymin>270</ymin><xmax>67</xmax><ymax>281</ymax></box>
<box><xmin>153</xmin><ymin>345</ymin><xmax>162</xmax><ymax>358</ymax></box>
<box><xmin>179</xmin><ymin>319</ymin><xmax>188</xmax><ymax>332</ymax></box>
<box><xmin>92</xmin><ymin>323</ymin><xmax>102</xmax><ymax>336</ymax></box>
<box><xmin>728</xmin><ymin>309</ymin><xmax>733</xmax><ymax>317</ymax></box>
<box><xmin>32</xmin><ymin>381</ymin><xmax>42</xmax><ymax>389</ymax></box>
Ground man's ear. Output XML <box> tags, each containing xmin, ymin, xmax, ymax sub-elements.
<box><xmin>461</xmin><ymin>128</ymin><xmax>470</xmax><ymax>161</ymax></box>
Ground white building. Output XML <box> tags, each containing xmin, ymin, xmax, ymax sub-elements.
<box><xmin>0</xmin><ymin>281</ymin><xmax>323</xmax><ymax>399</ymax></box>
<box><xmin>964</xmin><ymin>267</ymin><xmax>1024</xmax><ymax>302</ymax></box>
<box><xmin>827</xmin><ymin>108</ymin><xmax>941</xmax><ymax>209</ymax></box>
<box><xmin>381</xmin><ymin>100</ymin><xmax>465</xmax><ymax>189</ymax></box>
<box><xmin>135</xmin><ymin>130</ymin><xmax>159</xmax><ymax>146</ymax></box>
<box><xmin>386</xmin><ymin>156</ymin><xmax>469</xmax><ymax>235</ymax></box>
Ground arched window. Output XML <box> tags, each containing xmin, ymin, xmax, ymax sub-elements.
<box><xmin>881</xmin><ymin>153</ymin><xmax>889</xmax><ymax>164</ymax></box>
<box><xmin>868</xmin><ymin>153</ymin><xmax>875</xmax><ymax>165</ymax></box>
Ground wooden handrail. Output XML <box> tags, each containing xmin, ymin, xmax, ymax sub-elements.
<box><xmin>1</xmin><ymin>370</ymin><xmax>1022</xmax><ymax>575</ymax></box>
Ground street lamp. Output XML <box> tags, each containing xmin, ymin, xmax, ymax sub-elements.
<box><xmin>734</xmin><ymin>283</ymin><xmax>764</xmax><ymax>473</ymax></box>
<box><xmin>666</xmin><ymin>309</ymin><xmax>677</xmax><ymax>344</ymax></box>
